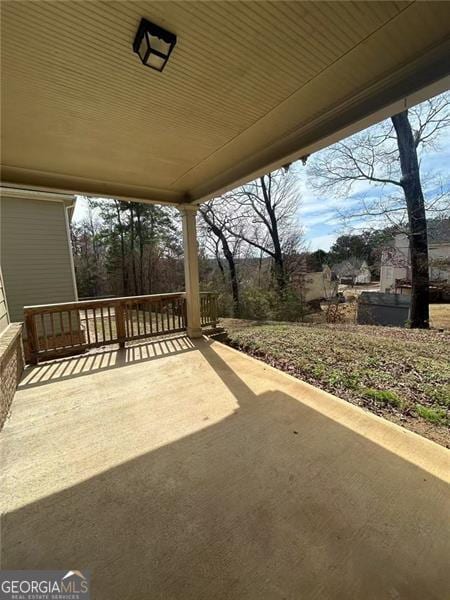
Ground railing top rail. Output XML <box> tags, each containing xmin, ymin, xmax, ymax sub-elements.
<box><xmin>23</xmin><ymin>292</ymin><xmax>187</xmax><ymax>314</ymax></box>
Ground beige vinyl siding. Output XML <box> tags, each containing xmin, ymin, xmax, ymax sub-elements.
<box><xmin>0</xmin><ymin>196</ymin><xmax>77</xmax><ymax>322</ymax></box>
<box><xmin>0</xmin><ymin>266</ymin><xmax>9</xmax><ymax>333</ymax></box>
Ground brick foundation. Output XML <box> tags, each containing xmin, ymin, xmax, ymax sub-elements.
<box><xmin>0</xmin><ymin>323</ymin><xmax>24</xmax><ymax>430</ymax></box>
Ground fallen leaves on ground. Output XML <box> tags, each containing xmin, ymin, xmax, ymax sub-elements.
<box><xmin>221</xmin><ymin>319</ymin><xmax>450</xmax><ymax>448</ymax></box>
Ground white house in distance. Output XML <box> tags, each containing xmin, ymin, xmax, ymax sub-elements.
<box><xmin>380</xmin><ymin>220</ymin><xmax>450</xmax><ymax>294</ymax></box>
<box><xmin>333</xmin><ymin>259</ymin><xmax>371</xmax><ymax>285</ymax></box>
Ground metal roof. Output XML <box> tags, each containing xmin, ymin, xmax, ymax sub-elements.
<box><xmin>1</xmin><ymin>1</ymin><xmax>449</xmax><ymax>205</ymax></box>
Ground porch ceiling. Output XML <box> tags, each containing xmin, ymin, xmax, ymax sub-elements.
<box><xmin>1</xmin><ymin>1</ymin><xmax>449</xmax><ymax>205</ymax></box>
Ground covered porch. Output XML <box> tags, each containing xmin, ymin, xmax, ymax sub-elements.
<box><xmin>2</xmin><ymin>336</ymin><xmax>449</xmax><ymax>598</ymax></box>
<box><xmin>1</xmin><ymin>2</ymin><xmax>450</xmax><ymax>597</ymax></box>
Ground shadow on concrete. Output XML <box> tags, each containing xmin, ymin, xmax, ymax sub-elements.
<box><xmin>19</xmin><ymin>335</ymin><xmax>196</xmax><ymax>389</ymax></box>
<box><xmin>3</xmin><ymin>339</ymin><xmax>449</xmax><ymax>599</ymax></box>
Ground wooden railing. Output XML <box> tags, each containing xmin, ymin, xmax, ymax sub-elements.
<box><xmin>200</xmin><ymin>292</ymin><xmax>218</xmax><ymax>327</ymax></box>
<box><xmin>24</xmin><ymin>292</ymin><xmax>218</xmax><ymax>364</ymax></box>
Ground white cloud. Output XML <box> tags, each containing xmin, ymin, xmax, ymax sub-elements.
<box><xmin>308</xmin><ymin>233</ymin><xmax>337</xmax><ymax>251</ymax></box>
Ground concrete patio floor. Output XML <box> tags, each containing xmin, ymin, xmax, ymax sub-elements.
<box><xmin>1</xmin><ymin>336</ymin><xmax>449</xmax><ymax>599</ymax></box>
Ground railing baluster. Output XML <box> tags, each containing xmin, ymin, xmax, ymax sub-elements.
<box><xmin>129</xmin><ymin>304</ymin><xmax>134</xmax><ymax>337</ymax></box>
<box><xmin>148</xmin><ymin>301</ymin><xmax>153</xmax><ymax>335</ymax></box>
<box><xmin>107</xmin><ymin>306</ymin><xmax>113</xmax><ymax>340</ymax></box>
<box><xmin>50</xmin><ymin>312</ymin><xmax>57</xmax><ymax>349</ymax></box>
<box><xmin>92</xmin><ymin>307</ymin><xmax>98</xmax><ymax>344</ymax></box>
<box><xmin>136</xmin><ymin>303</ymin><xmax>141</xmax><ymax>336</ymax></box>
<box><xmin>59</xmin><ymin>312</ymin><xmax>65</xmax><ymax>347</ymax></box>
<box><xmin>142</xmin><ymin>302</ymin><xmax>147</xmax><ymax>335</ymax></box>
<box><xmin>155</xmin><ymin>301</ymin><xmax>159</xmax><ymax>333</ymax></box>
<box><xmin>68</xmin><ymin>310</ymin><xmax>74</xmax><ymax>346</ymax></box>
<box><xmin>41</xmin><ymin>314</ymin><xmax>48</xmax><ymax>351</ymax></box>
<box><xmin>84</xmin><ymin>308</ymin><xmax>91</xmax><ymax>345</ymax></box>
<box><xmin>124</xmin><ymin>303</ymin><xmax>129</xmax><ymax>339</ymax></box>
<box><xmin>166</xmin><ymin>299</ymin><xmax>170</xmax><ymax>332</ymax></box>
<box><xmin>213</xmin><ymin>294</ymin><xmax>217</xmax><ymax>327</ymax></box>
<box><xmin>100</xmin><ymin>307</ymin><xmax>106</xmax><ymax>342</ymax></box>
<box><xmin>115</xmin><ymin>303</ymin><xmax>126</xmax><ymax>348</ymax></box>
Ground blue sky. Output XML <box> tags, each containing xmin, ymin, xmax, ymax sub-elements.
<box><xmin>299</xmin><ymin>127</ymin><xmax>450</xmax><ymax>251</ymax></box>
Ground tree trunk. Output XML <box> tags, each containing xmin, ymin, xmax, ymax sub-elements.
<box><xmin>222</xmin><ymin>239</ymin><xmax>240</xmax><ymax>317</ymax></box>
<box><xmin>391</xmin><ymin>111</ymin><xmax>429</xmax><ymax>329</ymax></box>
<box><xmin>115</xmin><ymin>202</ymin><xmax>128</xmax><ymax>295</ymax></box>
<box><xmin>258</xmin><ymin>250</ymin><xmax>263</xmax><ymax>287</ymax></box>
<box><xmin>214</xmin><ymin>241</ymin><xmax>226</xmax><ymax>283</ymax></box>
<box><xmin>136</xmin><ymin>205</ymin><xmax>144</xmax><ymax>294</ymax></box>
<box><xmin>147</xmin><ymin>213</ymin><xmax>155</xmax><ymax>294</ymax></box>
<box><xmin>201</xmin><ymin>210</ymin><xmax>240</xmax><ymax>317</ymax></box>
<box><xmin>88</xmin><ymin>212</ymin><xmax>99</xmax><ymax>297</ymax></box>
<box><xmin>129</xmin><ymin>204</ymin><xmax>138</xmax><ymax>295</ymax></box>
<box><xmin>260</xmin><ymin>175</ymin><xmax>286</xmax><ymax>294</ymax></box>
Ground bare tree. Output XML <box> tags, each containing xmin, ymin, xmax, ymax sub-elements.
<box><xmin>309</xmin><ymin>92</ymin><xmax>450</xmax><ymax>328</ymax></box>
<box><xmin>72</xmin><ymin>198</ymin><xmax>184</xmax><ymax>298</ymax></box>
<box><xmin>221</xmin><ymin>168</ymin><xmax>302</xmax><ymax>294</ymax></box>
<box><xmin>199</xmin><ymin>199</ymin><xmax>242</xmax><ymax>316</ymax></box>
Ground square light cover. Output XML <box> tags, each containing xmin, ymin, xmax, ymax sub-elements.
<box><xmin>133</xmin><ymin>18</ymin><xmax>177</xmax><ymax>72</ymax></box>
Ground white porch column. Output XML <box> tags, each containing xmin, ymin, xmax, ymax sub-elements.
<box><xmin>180</xmin><ymin>206</ymin><xmax>202</xmax><ymax>338</ymax></box>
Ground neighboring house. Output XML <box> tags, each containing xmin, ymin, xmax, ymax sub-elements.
<box><xmin>333</xmin><ymin>259</ymin><xmax>371</xmax><ymax>285</ymax></box>
<box><xmin>289</xmin><ymin>256</ymin><xmax>337</xmax><ymax>303</ymax></box>
<box><xmin>0</xmin><ymin>188</ymin><xmax>78</xmax><ymax>323</ymax></box>
<box><xmin>291</xmin><ymin>256</ymin><xmax>337</xmax><ymax>302</ymax></box>
<box><xmin>302</xmin><ymin>265</ymin><xmax>337</xmax><ymax>303</ymax></box>
<box><xmin>379</xmin><ymin>220</ymin><xmax>450</xmax><ymax>294</ymax></box>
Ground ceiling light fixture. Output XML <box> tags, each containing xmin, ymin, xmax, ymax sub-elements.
<box><xmin>133</xmin><ymin>18</ymin><xmax>177</xmax><ymax>72</ymax></box>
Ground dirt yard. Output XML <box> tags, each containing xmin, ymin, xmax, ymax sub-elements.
<box><xmin>305</xmin><ymin>300</ymin><xmax>450</xmax><ymax>330</ymax></box>
<box><xmin>220</xmin><ymin>318</ymin><xmax>450</xmax><ymax>447</ymax></box>
<box><xmin>430</xmin><ymin>304</ymin><xmax>450</xmax><ymax>330</ymax></box>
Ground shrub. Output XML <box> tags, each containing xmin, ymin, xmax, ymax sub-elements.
<box><xmin>216</xmin><ymin>291</ymin><xmax>234</xmax><ymax>318</ymax></box>
<box><xmin>240</xmin><ymin>287</ymin><xmax>276</xmax><ymax>320</ymax></box>
<box><xmin>273</xmin><ymin>288</ymin><xmax>307</xmax><ymax>322</ymax></box>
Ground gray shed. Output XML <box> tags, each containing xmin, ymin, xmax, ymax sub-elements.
<box><xmin>357</xmin><ymin>292</ymin><xmax>410</xmax><ymax>327</ymax></box>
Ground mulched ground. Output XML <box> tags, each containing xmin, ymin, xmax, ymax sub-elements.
<box><xmin>220</xmin><ymin>319</ymin><xmax>450</xmax><ymax>448</ymax></box>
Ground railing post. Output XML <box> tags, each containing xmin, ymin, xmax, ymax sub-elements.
<box><xmin>115</xmin><ymin>302</ymin><xmax>126</xmax><ymax>348</ymax></box>
<box><xmin>25</xmin><ymin>312</ymin><xmax>39</xmax><ymax>365</ymax></box>
<box><xmin>211</xmin><ymin>293</ymin><xmax>218</xmax><ymax>328</ymax></box>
